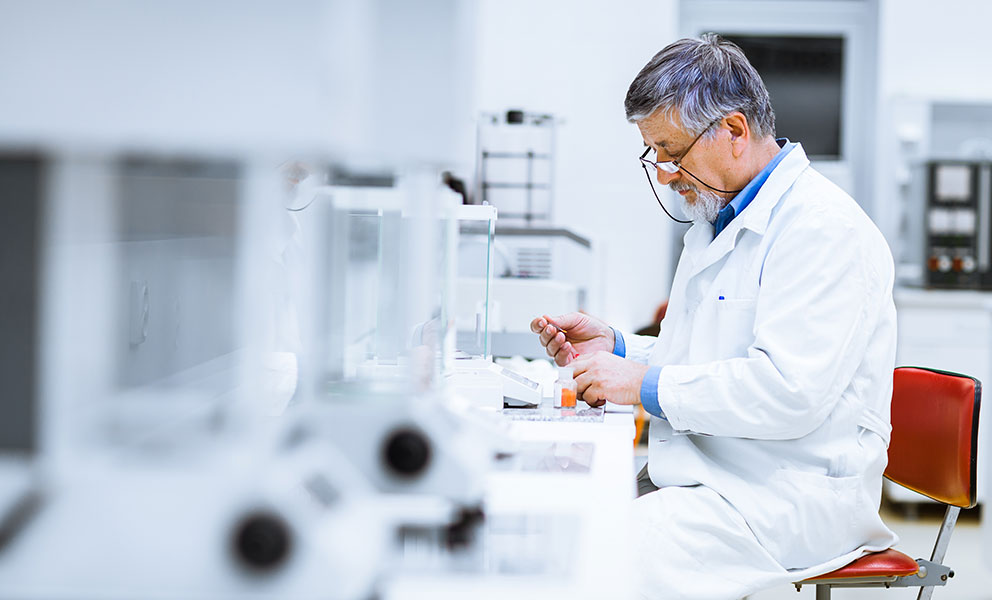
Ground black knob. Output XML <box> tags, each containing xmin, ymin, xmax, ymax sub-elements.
<box><xmin>383</xmin><ymin>428</ymin><xmax>431</xmax><ymax>478</ymax></box>
<box><xmin>446</xmin><ymin>506</ymin><xmax>485</xmax><ymax>549</ymax></box>
<box><xmin>232</xmin><ymin>511</ymin><xmax>292</xmax><ymax>572</ymax></box>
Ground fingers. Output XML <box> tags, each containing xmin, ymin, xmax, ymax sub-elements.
<box><xmin>543</xmin><ymin>325</ymin><xmax>564</xmax><ymax>347</ymax></box>
<box><xmin>571</xmin><ymin>355</ymin><xmax>591</xmax><ymax>376</ymax></box>
<box><xmin>574</xmin><ymin>365</ymin><xmax>593</xmax><ymax>396</ymax></box>
<box><xmin>531</xmin><ymin>313</ymin><xmax>568</xmax><ymax>335</ymax></box>
<box><xmin>531</xmin><ymin>312</ymin><xmax>586</xmax><ymax>364</ymax></box>
<box><xmin>541</xmin><ymin>326</ymin><xmax>567</xmax><ymax>357</ymax></box>
<box><xmin>530</xmin><ymin>315</ymin><xmax>549</xmax><ymax>334</ymax></box>
<box><xmin>548</xmin><ymin>312</ymin><xmax>583</xmax><ymax>331</ymax></box>
<box><xmin>577</xmin><ymin>378</ymin><xmax>606</xmax><ymax>407</ymax></box>
<box><xmin>553</xmin><ymin>342</ymin><xmax>574</xmax><ymax>366</ymax></box>
<box><xmin>574</xmin><ymin>356</ymin><xmax>606</xmax><ymax>407</ymax></box>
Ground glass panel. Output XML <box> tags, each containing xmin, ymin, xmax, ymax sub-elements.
<box><xmin>115</xmin><ymin>158</ymin><xmax>242</xmax><ymax>394</ymax></box>
<box><xmin>35</xmin><ymin>155</ymin><xmax>255</xmax><ymax>456</ymax></box>
<box><xmin>345</xmin><ymin>209</ymin><xmax>385</xmax><ymax>372</ymax></box>
<box><xmin>454</xmin><ymin>205</ymin><xmax>497</xmax><ymax>359</ymax></box>
<box><xmin>301</xmin><ymin>174</ymin><xmax>455</xmax><ymax>398</ymax></box>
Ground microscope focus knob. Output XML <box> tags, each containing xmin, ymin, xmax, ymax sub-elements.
<box><xmin>383</xmin><ymin>428</ymin><xmax>432</xmax><ymax>477</ymax></box>
<box><xmin>233</xmin><ymin>511</ymin><xmax>292</xmax><ymax>572</ymax></box>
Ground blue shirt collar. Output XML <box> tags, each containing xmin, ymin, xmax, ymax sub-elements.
<box><xmin>713</xmin><ymin>138</ymin><xmax>796</xmax><ymax>238</ymax></box>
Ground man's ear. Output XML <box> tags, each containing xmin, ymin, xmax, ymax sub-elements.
<box><xmin>723</xmin><ymin>112</ymin><xmax>749</xmax><ymax>158</ymax></box>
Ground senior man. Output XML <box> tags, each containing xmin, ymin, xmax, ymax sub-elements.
<box><xmin>531</xmin><ymin>34</ymin><xmax>897</xmax><ymax>599</ymax></box>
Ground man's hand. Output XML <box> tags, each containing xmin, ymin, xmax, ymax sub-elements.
<box><xmin>529</xmin><ymin>312</ymin><xmax>615</xmax><ymax>366</ymax></box>
<box><xmin>572</xmin><ymin>351</ymin><xmax>649</xmax><ymax>407</ymax></box>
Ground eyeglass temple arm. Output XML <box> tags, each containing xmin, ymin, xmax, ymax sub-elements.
<box><xmin>641</xmin><ymin>163</ymin><xmax>692</xmax><ymax>224</ymax></box>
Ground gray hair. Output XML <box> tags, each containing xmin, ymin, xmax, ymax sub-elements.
<box><xmin>624</xmin><ymin>33</ymin><xmax>775</xmax><ymax>139</ymax></box>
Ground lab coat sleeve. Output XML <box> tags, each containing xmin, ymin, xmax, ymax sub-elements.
<box><xmin>617</xmin><ymin>329</ymin><xmax>656</xmax><ymax>364</ymax></box>
<box><xmin>656</xmin><ymin>206</ymin><xmax>891</xmax><ymax>440</ymax></box>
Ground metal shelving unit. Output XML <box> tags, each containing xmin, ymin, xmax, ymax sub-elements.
<box><xmin>476</xmin><ymin>110</ymin><xmax>556</xmax><ymax>225</ymax></box>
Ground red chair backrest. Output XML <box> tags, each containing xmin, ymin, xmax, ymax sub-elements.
<box><xmin>885</xmin><ymin>366</ymin><xmax>981</xmax><ymax>508</ymax></box>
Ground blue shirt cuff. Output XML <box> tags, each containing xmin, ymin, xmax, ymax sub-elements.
<box><xmin>640</xmin><ymin>366</ymin><xmax>666</xmax><ymax>420</ymax></box>
<box><xmin>611</xmin><ymin>327</ymin><xmax>625</xmax><ymax>358</ymax></box>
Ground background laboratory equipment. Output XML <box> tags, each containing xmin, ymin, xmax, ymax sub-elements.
<box><xmin>37</xmin><ymin>153</ymin><xmax>291</xmax><ymax>466</ymax></box>
<box><xmin>0</xmin><ymin>146</ymin><xmax>412</xmax><ymax>599</ymax></box>
<box><xmin>905</xmin><ymin>106</ymin><xmax>992</xmax><ymax>290</ymax></box>
<box><xmin>883</xmin><ymin>100</ymin><xmax>992</xmax><ymax>289</ymax></box>
<box><xmin>468</xmin><ymin>109</ymin><xmax>601</xmax><ymax>358</ymax></box>
<box><xmin>924</xmin><ymin>161</ymin><xmax>990</xmax><ymax>289</ymax></box>
<box><xmin>475</xmin><ymin>110</ymin><xmax>556</xmax><ymax>226</ymax></box>
<box><xmin>0</xmin><ymin>2</ymin><xmax>487</xmax><ymax>598</ymax></box>
<box><xmin>449</xmin><ymin>204</ymin><xmax>550</xmax><ymax>410</ymax></box>
<box><xmin>485</xmin><ymin>226</ymin><xmax>598</xmax><ymax>359</ymax></box>
<box><xmin>295</xmin><ymin>172</ymin><xmax>468</xmax><ymax>392</ymax></box>
<box><xmin>292</xmin><ymin>171</ymin><xmax>495</xmax><ymax>524</ymax></box>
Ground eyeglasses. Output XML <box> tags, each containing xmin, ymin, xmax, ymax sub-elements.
<box><xmin>638</xmin><ymin>119</ymin><xmax>718</xmax><ymax>223</ymax></box>
<box><xmin>639</xmin><ymin>118</ymin><xmax>719</xmax><ymax>178</ymax></box>
<box><xmin>637</xmin><ymin>118</ymin><xmax>743</xmax><ymax>223</ymax></box>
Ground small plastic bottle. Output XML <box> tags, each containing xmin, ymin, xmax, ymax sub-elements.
<box><xmin>555</xmin><ymin>366</ymin><xmax>577</xmax><ymax>408</ymax></box>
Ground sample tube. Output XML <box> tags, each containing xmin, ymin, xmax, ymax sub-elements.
<box><xmin>555</xmin><ymin>366</ymin><xmax>577</xmax><ymax>408</ymax></box>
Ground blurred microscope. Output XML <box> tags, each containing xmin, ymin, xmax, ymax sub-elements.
<box><xmin>0</xmin><ymin>1</ymin><xmax>497</xmax><ymax>598</ymax></box>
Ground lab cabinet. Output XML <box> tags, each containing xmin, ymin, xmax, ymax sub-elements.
<box><xmin>889</xmin><ymin>288</ymin><xmax>992</xmax><ymax>504</ymax></box>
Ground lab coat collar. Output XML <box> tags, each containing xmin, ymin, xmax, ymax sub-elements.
<box><xmin>682</xmin><ymin>143</ymin><xmax>811</xmax><ymax>272</ymax></box>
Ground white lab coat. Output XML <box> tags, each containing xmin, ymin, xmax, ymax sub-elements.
<box><xmin>627</xmin><ymin>144</ymin><xmax>898</xmax><ymax>599</ymax></box>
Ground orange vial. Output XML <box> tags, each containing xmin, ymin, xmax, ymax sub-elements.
<box><xmin>555</xmin><ymin>366</ymin><xmax>577</xmax><ymax>408</ymax></box>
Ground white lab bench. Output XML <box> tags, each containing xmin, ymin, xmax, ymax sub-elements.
<box><xmin>384</xmin><ymin>403</ymin><xmax>638</xmax><ymax>600</ymax></box>
<box><xmin>889</xmin><ymin>287</ymin><xmax>992</xmax><ymax>504</ymax></box>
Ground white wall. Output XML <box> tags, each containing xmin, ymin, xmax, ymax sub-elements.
<box><xmin>473</xmin><ymin>0</ymin><xmax>680</xmax><ymax>331</ymax></box>
<box><xmin>0</xmin><ymin>1</ymin><xmax>333</xmax><ymax>156</ymax></box>
<box><xmin>877</xmin><ymin>0</ymin><xmax>992</xmax><ymax>101</ymax></box>
<box><xmin>0</xmin><ymin>0</ymin><xmax>477</xmax><ymax>170</ymax></box>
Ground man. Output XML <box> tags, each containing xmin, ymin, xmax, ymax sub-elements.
<box><xmin>530</xmin><ymin>34</ymin><xmax>897</xmax><ymax>599</ymax></box>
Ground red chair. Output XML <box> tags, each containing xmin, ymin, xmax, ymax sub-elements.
<box><xmin>794</xmin><ymin>366</ymin><xmax>981</xmax><ymax>600</ymax></box>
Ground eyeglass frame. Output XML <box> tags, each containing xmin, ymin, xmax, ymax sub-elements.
<box><xmin>639</xmin><ymin>117</ymin><xmax>720</xmax><ymax>180</ymax></box>
<box><xmin>637</xmin><ymin>117</ymin><xmax>744</xmax><ymax>223</ymax></box>
<box><xmin>635</xmin><ymin>118</ymin><xmax>718</xmax><ymax>223</ymax></box>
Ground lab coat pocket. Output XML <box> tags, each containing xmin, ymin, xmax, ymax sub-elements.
<box><xmin>713</xmin><ymin>298</ymin><xmax>757</xmax><ymax>359</ymax></box>
<box><xmin>758</xmin><ymin>469</ymin><xmax>861</xmax><ymax>569</ymax></box>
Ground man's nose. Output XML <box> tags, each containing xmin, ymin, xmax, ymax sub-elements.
<box><xmin>655</xmin><ymin>167</ymin><xmax>679</xmax><ymax>186</ymax></box>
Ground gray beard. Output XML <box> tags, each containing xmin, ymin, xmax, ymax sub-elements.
<box><xmin>682</xmin><ymin>189</ymin><xmax>726</xmax><ymax>224</ymax></box>
<box><xmin>671</xmin><ymin>182</ymin><xmax>728</xmax><ymax>224</ymax></box>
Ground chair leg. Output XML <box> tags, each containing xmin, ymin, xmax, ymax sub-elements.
<box><xmin>815</xmin><ymin>584</ymin><xmax>830</xmax><ymax>600</ymax></box>
<box><xmin>930</xmin><ymin>506</ymin><xmax>960</xmax><ymax>565</ymax></box>
<box><xmin>916</xmin><ymin>505</ymin><xmax>961</xmax><ymax>600</ymax></box>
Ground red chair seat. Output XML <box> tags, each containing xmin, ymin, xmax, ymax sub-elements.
<box><xmin>804</xmin><ymin>549</ymin><xmax>920</xmax><ymax>582</ymax></box>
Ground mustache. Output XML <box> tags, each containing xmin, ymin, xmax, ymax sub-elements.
<box><xmin>669</xmin><ymin>181</ymin><xmax>697</xmax><ymax>193</ymax></box>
